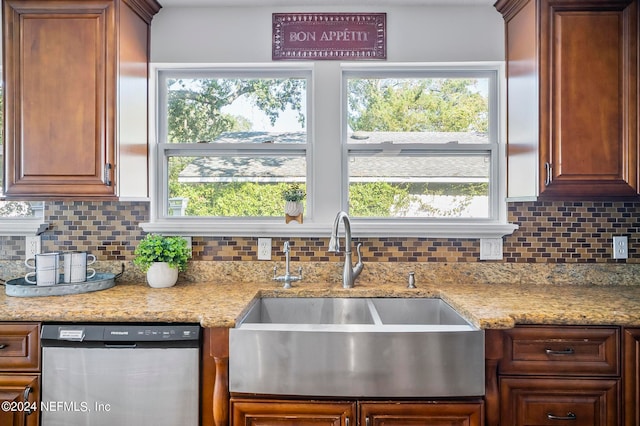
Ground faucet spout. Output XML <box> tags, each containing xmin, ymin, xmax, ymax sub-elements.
<box><xmin>328</xmin><ymin>211</ymin><xmax>364</xmax><ymax>288</ymax></box>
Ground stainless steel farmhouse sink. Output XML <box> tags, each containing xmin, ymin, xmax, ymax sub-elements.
<box><xmin>229</xmin><ymin>297</ymin><xmax>484</xmax><ymax>398</ymax></box>
<box><xmin>239</xmin><ymin>297</ymin><xmax>376</xmax><ymax>325</ymax></box>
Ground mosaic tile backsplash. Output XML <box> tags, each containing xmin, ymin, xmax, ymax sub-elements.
<box><xmin>0</xmin><ymin>200</ymin><xmax>638</xmax><ymax>264</ymax></box>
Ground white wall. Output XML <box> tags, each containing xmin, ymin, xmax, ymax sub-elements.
<box><xmin>150</xmin><ymin>6</ymin><xmax>504</xmax><ymax>62</ymax></box>
<box><xmin>149</xmin><ymin>5</ymin><xmax>505</xmax><ymax>227</ymax></box>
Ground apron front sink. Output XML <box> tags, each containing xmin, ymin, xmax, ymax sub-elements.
<box><xmin>229</xmin><ymin>297</ymin><xmax>484</xmax><ymax>398</ymax></box>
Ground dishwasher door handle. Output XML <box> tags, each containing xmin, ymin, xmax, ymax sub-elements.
<box><xmin>103</xmin><ymin>343</ymin><xmax>138</xmax><ymax>349</ymax></box>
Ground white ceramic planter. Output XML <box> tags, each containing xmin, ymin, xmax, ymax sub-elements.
<box><xmin>146</xmin><ymin>262</ymin><xmax>179</xmax><ymax>288</ymax></box>
<box><xmin>284</xmin><ymin>201</ymin><xmax>304</xmax><ymax>216</ymax></box>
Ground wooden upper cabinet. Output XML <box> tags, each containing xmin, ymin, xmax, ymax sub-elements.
<box><xmin>2</xmin><ymin>0</ymin><xmax>161</xmax><ymax>200</ymax></box>
<box><xmin>495</xmin><ymin>0</ymin><xmax>638</xmax><ymax>199</ymax></box>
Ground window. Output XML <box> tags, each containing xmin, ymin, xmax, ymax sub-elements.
<box><xmin>143</xmin><ymin>63</ymin><xmax>516</xmax><ymax>238</ymax></box>
<box><xmin>343</xmin><ymin>69</ymin><xmax>496</xmax><ymax>220</ymax></box>
<box><xmin>143</xmin><ymin>65</ymin><xmax>312</xmax><ymax>235</ymax></box>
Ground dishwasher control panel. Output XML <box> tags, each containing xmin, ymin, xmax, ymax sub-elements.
<box><xmin>42</xmin><ymin>324</ymin><xmax>200</xmax><ymax>342</ymax></box>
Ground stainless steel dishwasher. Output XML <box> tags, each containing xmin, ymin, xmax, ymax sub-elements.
<box><xmin>40</xmin><ymin>323</ymin><xmax>200</xmax><ymax>426</ymax></box>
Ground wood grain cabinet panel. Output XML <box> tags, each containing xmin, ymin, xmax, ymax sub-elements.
<box><xmin>499</xmin><ymin>325</ymin><xmax>620</xmax><ymax>376</ymax></box>
<box><xmin>230</xmin><ymin>398</ymin><xmax>356</xmax><ymax>426</ymax></box>
<box><xmin>624</xmin><ymin>328</ymin><xmax>640</xmax><ymax>426</ymax></box>
<box><xmin>0</xmin><ymin>375</ymin><xmax>40</xmax><ymax>426</ymax></box>
<box><xmin>231</xmin><ymin>399</ymin><xmax>484</xmax><ymax>426</ymax></box>
<box><xmin>495</xmin><ymin>0</ymin><xmax>638</xmax><ymax>199</ymax></box>
<box><xmin>0</xmin><ymin>323</ymin><xmax>40</xmax><ymax>426</ymax></box>
<box><xmin>2</xmin><ymin>0</ymin><xmax>161</xmax><ymax>199</ymax></box>
<box><xmin>359</xmin><ymin>401</ymin><xmax>484</xmax><ymax>426</ymax></box>
<box><xmin>500</xmin><ymin>377</ymin><xmax>619</xmax><ymax>426</ymax></box>
<box><xmin>0</xmin><ymin>322</ymin><xmax>40</xmax><ymax>372</ymax></box>
<box><xmin>491</xmin><ymin>325</ymin><xmax>622</xmax><ymax>426</ymax></box>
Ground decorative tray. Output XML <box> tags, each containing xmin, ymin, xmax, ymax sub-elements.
<box><xmin>4</xmin><ymin>269</ymin><xmax>122</xmax><ymax>298</ymax></box>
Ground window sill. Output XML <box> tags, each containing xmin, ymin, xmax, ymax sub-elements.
<box><xmin>0</xmin><ymin>220</ymin><xmax>49</xmax><ymax>236</ymax></box>
<box><xmin>140</xmin><ymin>219</ymin><xmax>518</xmax><ymax>239</ymax></box>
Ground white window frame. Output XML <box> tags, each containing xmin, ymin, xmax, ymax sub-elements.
<box><xmin>141</xmin><ymin>62</ymin><xmax>517</xmax><ymax>238</ymax></box>
<box><xmin>142</xmin><ymin>63</ymin><xmax>322</xmax><ymax>237</ymax></box>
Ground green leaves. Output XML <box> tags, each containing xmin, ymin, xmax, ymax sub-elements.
<box><xmin>133</xmin><ymin>234</ymin><xmax>191</xmax><ymax>272</ymax></box>
<box><xmin>282</xmin><ymin>183</ymin><xmax>306</xmax><ymax>202</ymax></box>
<box><xmin>347</xmin><ymin>78</ymin><xmax>488</xmax><ymax>133</ymax></box>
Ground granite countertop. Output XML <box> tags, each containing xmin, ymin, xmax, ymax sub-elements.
<box><xmin>1</xmin><ymin>279</ymin><xmax>639</xmax><ymax>329</ymax></box>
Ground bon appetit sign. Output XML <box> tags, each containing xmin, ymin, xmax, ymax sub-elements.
<box><xmin>272</xmin><ymin>13</ymin><xmax>386</xmax><ymax>60</ymax></box>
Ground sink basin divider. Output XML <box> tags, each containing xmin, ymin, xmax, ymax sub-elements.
<box><xmin>365</xmin><ymin>298</ymin><xmax>383</xmax><ymax>325</ymax></box>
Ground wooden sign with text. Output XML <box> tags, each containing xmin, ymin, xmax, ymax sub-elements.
<box><xmin>273</xmin><ymin>13</ymin><xmax>386</xmax><ymax>60</ymax></box>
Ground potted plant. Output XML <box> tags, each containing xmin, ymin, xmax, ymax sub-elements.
<box><xmin>133</xmin><ymin>234</ymin><xmax>191</xmax><ymax>288</ymax></box>
<box><xmin>282</xmin><ymin>183</ymin><xmax>305</xmax><ymax>219</ymax></box>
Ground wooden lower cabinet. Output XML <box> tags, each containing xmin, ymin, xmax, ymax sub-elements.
<box><xmin>488</xmin><ymin>325</ymin><xmax>622</xmax><ymax>426</ymax></box>
<box><xmin>360</xmin><ymin>401</ymin><xmax>484</xmax><ymax>426</ymax></box>
<box><xmin>500</xmin><ymin>377</ymin><xmax>619</xmax><ymax>426</ymax></box>
<box><xmin>230</xmin><ymin>398</ymin><xmax>484</xmax><ymax>426</ymax></box>
<box><xmin>230</xmin><ymin>399</ymin><xmax>356</xmax><ymax>426</ymax></box>
<box><xmin>0</xmin><ymin>375</ymin><xmax>39</xmax><ymax>426</ymax></box>
<box><xmin>0</xmin><ymin>323</ymin><xmax>40</xmax><ymax>426</ymax></box>
<box><xmin>624</xmin><ymin>328</ymin><xmax>640</xmax><ymax>426</ymax></box>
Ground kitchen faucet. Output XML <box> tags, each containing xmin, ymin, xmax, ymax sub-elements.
<box><xmin>328</xmin><ymin>211</ymin><xmax>363</xmax><ymax>288</ymax></box>
<box><xmin>273</xmin><ymin>241</ymin><xmax>302</xmax><ymax>289</ymax></box>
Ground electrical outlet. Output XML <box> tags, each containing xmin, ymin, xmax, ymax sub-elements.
<box><xmin>257</xmin><ymin>238</ymin><xmax>272</xmax><ymax>260</ymax></box>
<box><xmin>613</xmin><ymin>236</ymin><xmax>628</xmax><ymax>259</ymax></box>
<box><xmin>480</xmin><ymin>238</ymin><xmax>503</xmax><ymax>260</ymax></box>
<box><xmin>25</xmin><ymin>236</ymin><xmax>41</xmax><ymax>259</ymax></box>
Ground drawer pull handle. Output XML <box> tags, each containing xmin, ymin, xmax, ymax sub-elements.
<box><xmin>545</xmin><ymin>162</ymin><xmax>553</xmax><ymax>186</ymax></box>
<box><xmin>23</xmin><ymin>386</ymin><xmax>32</xmax><ymax>416</ymax></box>
<box><xmin>0</xmin><ymin>344</ymin><xmax>6</xmax><ymax>349</ymax></box>
<box><xmin>547</xmin><ymin>412</ymin><xmax>576</xmax><ymax>421</ymax></box>
<box><xmin>345</xmin><ymin>417</ymin><xmax>350</xmax><ymax>426</ymax></box>
<box><xmin>545</xmin><ymin>348</ymin><xmax>574</xmax><ymax>355</ymax></box>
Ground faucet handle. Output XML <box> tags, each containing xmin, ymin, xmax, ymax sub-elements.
<box><xmin>408</xmin><ymin>271</ymin><xmax>416</xmax><ymax>289</ymax></box>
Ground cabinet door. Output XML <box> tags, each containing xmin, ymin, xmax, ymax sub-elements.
<box><xmin>360</xmin><ymin>401</ymin><xmax>484</xmax><ymax>426</ymax></box>
<box><xmin>624</xmin><ymin>328</ymin><xmax>640</xmax><ymax>426</ymax></box>
<box><xmin>3</xmin><ymin>0</ymin><xmax>116</xmax><ymax>199</ymax></box>
<box><xmin>230</xmin><ymin>398</ymin><xmax>356</xmax><ymax>426</ymax></box>
<box><xmin>500</xmin><ymin>377</ymin><xmax>619</xmax><ymax>425</ymax></box>
<box><xmin>539</xmin><ymin>0</ymin><xmax>638</xmax><ymax>198</ymax></box>
<box><xmin>0</xmin><ymin>375</ymin><xmax>40</xmax><ymax>426</ymax></box>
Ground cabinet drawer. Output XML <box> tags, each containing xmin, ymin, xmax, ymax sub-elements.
<box><xmin>0</xmin><ymin>323</ymin><xmax>40</xmax><ymax>372</ymax></box>
<box><xmin>230</xmin><ymin>398</ymin><xmax>356</xmax><ymax>426</ymax></box>
<box><xmin>500</xmin><ymin>326</ymin><xmax>619</xmax><ymax>376</ymax></box>
<box><xmin>500</xmin><ymin>377</ymin><xmax>619</xmax><ymax>426</ymax></box>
